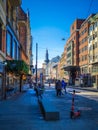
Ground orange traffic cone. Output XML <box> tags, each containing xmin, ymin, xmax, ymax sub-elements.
<box><xmin>71</xmin><ymin>102</ymin><xmax>74</xmax><ymax>111</ymax></box>
<box><xmin>74</xmin><ymin>110</ymin><xmax>81</xmax><ymax>117</ymax></box>
<box><xmin>70</xmin><ymin>90</ymin><xmax>81</xmax><ymax>119</ymax></box>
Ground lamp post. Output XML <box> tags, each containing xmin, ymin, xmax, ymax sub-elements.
<box><xmin>35</xmin><ymin>43</ymin><xmax>38</xmax><ymax>86</ymax></box>
<box><xmin>4</xmin><ymin>62</ymin><xmax>7</xmax><ymax>99</ymax></box>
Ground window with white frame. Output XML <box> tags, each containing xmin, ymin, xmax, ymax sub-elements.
<box><xmin>89</xmin><ymin>25</ymin><xmax>93</xmax><ymax>33</ymax></box>
<box><xmin>94</xmin><ymin>22</ymin><xmax>97</xmax><ymax>30</ymax></box>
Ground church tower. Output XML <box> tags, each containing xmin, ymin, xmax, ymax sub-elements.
<box><xmin>44</xmin><ymin>49</ymin><xmax>49</xmax><ymax>80</ymax></box>
<box><xmin>45</xmin><ymin>49</ymin><xmax>49</xmax><ymax>64</ymax></box>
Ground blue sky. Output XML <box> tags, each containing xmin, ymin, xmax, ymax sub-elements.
<box><xmin>22</xmin><ymin>0</ymin><xmax>98</xmax><ymax>68</ymax></box>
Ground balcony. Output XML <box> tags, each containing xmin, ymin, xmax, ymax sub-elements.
<box><xmin>9</xmin><ymin>0</ymin><xmax>21</xmax><ymax>7</ymax></box>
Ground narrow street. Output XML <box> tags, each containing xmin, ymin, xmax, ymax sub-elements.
<box><xmin>0</xmin><ymin>1</ymin><xmax>98</xmax><ymax>130</ymax></box>
<box><xmin>0</xmin><ymin>85</ymin><xmax>98</xmax><ymax>130</ymax></box>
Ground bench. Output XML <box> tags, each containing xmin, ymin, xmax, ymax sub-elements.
<box><xmin>39</xmin><ymin>98</ymin><xmax>60</xmax><ymax>120</ymax></box>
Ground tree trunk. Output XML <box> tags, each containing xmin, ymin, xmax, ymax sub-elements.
<box><xmin>19</xmin><ymin>74</ymin><xmax>23</xmax><ymax>92</ymax></box>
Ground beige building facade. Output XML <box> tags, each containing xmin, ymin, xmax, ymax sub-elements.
<box><xmin>88</xmin><ymin>13</ymin><xmax>98</xmax><ymax>88</ymax></box>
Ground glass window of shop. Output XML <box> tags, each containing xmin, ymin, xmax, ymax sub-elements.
<box><xmin>17</xmin><ymin>46</ymin><xmax>21</xmax><ymax>60</ymax></box>
<box><xmin>6</xmin><ymin>31</ymin><xmax>12</xmax><ymax>56</ymax></box>
<box><xmin>15</xmin><ymin>40</ymin><xmax>17</xmax><ymax>60</ymax></box>
<box><xmin>13</xmin><ymin>40</ymin><xmax>20</xmax><ymax>60</ymax></box>
<box><xmin>12</xmin><ymin>40</ymin><xmax>15</xmax><ymax>59</ymax></box>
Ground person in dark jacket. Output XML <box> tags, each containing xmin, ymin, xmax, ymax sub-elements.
<box><xmin>55</xmin><ymin>80</ymin><xmax>62</xmax><ymax>96</ymax></box>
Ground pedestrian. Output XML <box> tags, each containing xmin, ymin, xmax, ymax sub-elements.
<box><xmin>61</xmin><ymin>79</ymin><xmax>67</xmax><ymax>94</ymax></box>
<box><xmin>49</xmin><ymin>82</ymin><xmax>51</xmax><ymax>87</ymax></box>
<box><xmin>34</xmin><ymin>84</ymin><xmax>39</xmax><ymax>97</ymax></box>
<box><xmin>37</xmin><ymin>83</ymin><xmax>44</xmax><ymax>99</ymax></box>
<box><xmin>55</xmin><ymin>80</ymin><xmax>62</xmax><ymax>96</ymax></box>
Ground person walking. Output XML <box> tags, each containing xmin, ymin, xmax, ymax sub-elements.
<box><xmin>37</xmin><ymin>83</ymin><xmax>44</xmax><ymax>99</ymax></box>
<box><xmin>61</xmin><ymin>79</ymin><xmax>67</xmax><ymax>94</ymax></box>
<box><xmin>55</xmin><ymin>80</ymin><xmax>62</xmax><ymax>96</ymax></box>
<box><xmin>49</xmin><ymin>82</ymin><xmax>51</xmax><ymax>87</ymax></box>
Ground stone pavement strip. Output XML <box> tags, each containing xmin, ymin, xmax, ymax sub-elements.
<box><xmin>0</xmin><ymin>88</ymin><xmax>98</xmax><ymax>130</ymax></box>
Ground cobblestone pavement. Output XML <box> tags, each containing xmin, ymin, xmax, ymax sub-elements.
<box><xmin>0</xmin><ymin>87</ymin><xmax>98</xmax><ymax>130</ymax></box>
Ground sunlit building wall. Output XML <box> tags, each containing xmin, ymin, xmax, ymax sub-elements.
<box><xmin>88</xmin><ymin>13</ymin><xmax>98</xmax><ymax>88</ymax></box>
<box><xmin>6</xmin><ymin>0</ymin><xmax>22</xmax><ymax>87</ymax></box>
<box><xmin>79</xmin><ymin>18</ymin><xmax>88</xmax><ymax>74</ymax></box>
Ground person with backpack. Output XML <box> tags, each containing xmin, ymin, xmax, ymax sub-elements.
<box><xmin>61</xmin><ymin>79</ymin><xmax>67</xmax><ymax>94</ymax></box>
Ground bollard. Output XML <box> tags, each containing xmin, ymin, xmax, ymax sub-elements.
<box><xmin>70</xmin><ymin>110</ymin><xmax>81</xmax><ymax>119</ymax></box>
<box><xmin>70</xmin><ymin>90</ymin><xmax>81</xmax><ymax>119</ymax></box>
<box><xmin>70</xmin><ymin>90</ymin><xmax>75</xmax><ymax>119</ymax></box>
<box><xmin>70</xmin><ymin>102</ymin><xmax>75</xmax><ymax>119</ymax></box>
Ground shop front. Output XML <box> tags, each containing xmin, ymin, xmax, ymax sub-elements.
<box><xmin>63</xmin><ymin>65</ymin><xmax>80</xmax><ymax>86</ymax></box>
<box><xmin>91</xmin><ymin>64</ymin><xmax>98</xmax><ymax>89</ymax></box>
<box><xmin>6</xmin><ymin>60</ymin><xmax>29</xmax><ymax>93</ymax></box>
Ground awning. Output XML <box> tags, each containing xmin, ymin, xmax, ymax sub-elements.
<box><xmin>62</xmin><ymin>65</ymin><xmax>80</xmax><ymax>71</ymax></box>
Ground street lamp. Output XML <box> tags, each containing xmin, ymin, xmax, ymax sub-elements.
<box><xmin>4</xmin><ymin>61</ymin><xmax>7</xmax><ymax>100</ymax></box>
<box><xmin>35</xmin><ymin>43</ymin><xmax>38</xmax><ymax>86</ymax></box>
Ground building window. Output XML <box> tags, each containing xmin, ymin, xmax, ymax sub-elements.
<box><xmin>97</xmin><ymin>22</ymin><xmax>98</xmax><ymax>27</ymax></box>
<box><xmin>85</xmin><ymin>36</ymin><xmax>87</xmax><ymax>42</ymax></box>
<box><xmin>17</xmin><ymin>46</ymin><xmax>20</xmax><ymax>60</ymax></box>
<box><xmin>94</xmin><ymin>22</ymin><xmax>97</xmax><ymax>30</ymax></box>
<box><xmin>85</xmin><ymin>27</ymin><xmax>87</xmax><ymax>33</ymax></box>
<box><xmin>12</xmin><ymin>41</ymin><xmax>20</xmax><ymax>60</ymax></box>
<box><xmin>89</xmin><ymin>35</ymin><xmax>93</xmax><ymax>42</ymax></box>
<box><xmin>85</xmin><ymin>46</ymin><xmax>88</xmax><ymax>51</ymax></box>
<box><xmin>17</xmin><ymin>46</ymin><xmax>19</xmax><ymax>60</ymax></box>
<box><xmin>12</xmin><ymin>40</ymin><xmax>15</xmax><ymax>59</ymax></box>
<box><xmin>15</xmin><ymin>41</ymin><xmax>17</xmax><ymax>59</ymax></box>
<box><xmin>7</xmin><ymin>31</ymin><xmax>12</xmax><ymax>56</ymax></box>
<box><xmin>89</xmin><ymin>25</ymin><xmax>93</xmax><ymax>33</ymax></box>
<box><xmin>85</xmin><ymin>55</ymin><xmax>87</xmax><ymax>60</ymax></box>
<box><xmin>67</xmin><ymin>46</ymin><xmax>71</xmax><ymax>51</ymax></box>
<box><xmin>67</xmin><ymin>53</ymin><xmax>71</xmax><ymax>58</ymax></box>
<box><xmin>72</xmin><ymin>25</ymin><xmax>74</xmax><ymax>30</ymax></box>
